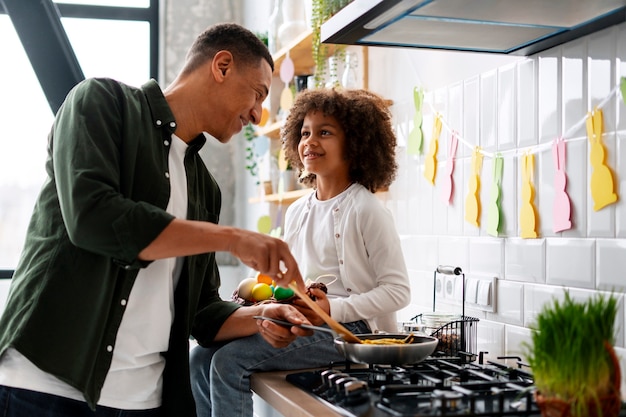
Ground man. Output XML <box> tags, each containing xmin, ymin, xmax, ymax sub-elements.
<box><xmin>0</xmin><ymin>23</ymin><xmax>309</xmax><ymax>417</ymax></box>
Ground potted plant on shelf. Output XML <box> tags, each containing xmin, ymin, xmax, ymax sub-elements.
<box><xmin>523</xmin><ymin>292</ymin><xmax>621</xmax><ymax>417</ymax></box>
<box><xmin>311</xmin><ymin>0</ymin><xmax>352</xmax><ymax>88</ymax></box>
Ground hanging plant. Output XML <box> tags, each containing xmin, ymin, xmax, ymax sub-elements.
<box><xmin>311</xmin><ymin>0</ymin><xmax>353</xmax><ymax>88</ymax></box>
<box><xmin>244</xmin><ymin>123</ymin><xmax>260</xmax><ymax>185</ymax></box>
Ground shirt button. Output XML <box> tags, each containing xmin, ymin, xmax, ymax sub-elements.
<box><xmin>334</xmin><ymin>208</ymin><xmax>339</xmax><ymax>212</ymax></box>
<box><xmin>156</xmin><ymin>120</ymin><xmax>162</xmax><ymax>126</ymax></box>
<box><xmin>339</xmin><ymin>259</ymin><xmax>344</xmax><ymax>265</ymax></box>
<box><xmin>165</xmin><ymin>172</ymin><xmax>170</xmax><ymax>179</ymax></box>
<box><xmin>170</xmin><ymin>121</ymin><xmax>176</xmax><ymax>128</ymax></box>
<box><xmin>124</xmin><ymin>265</ymin><xmax>131</xmax><ymax>270</ymax></box>
<box><xmin>107</xmin><ymin>345</ymin><xmax>113</xmax><ymax>352</ymax></box>
<box><xmin>335</xmin><ymin>233</ymin><xmax>340</xmax><ymax>238</ymax></box>
<box><xmin>121</xmin><ymin>299</ymin><xmax>127</xmax><ymax>306</ymax></box>
<box><xmin>346</xmin><ymin>288</ymin><xmax>351</xmax><ymax>292</ymax></box>
<box><xmin>164</xmin><ymin>140</ymin><xmax>170</xmax><ymax>146</ymax></box>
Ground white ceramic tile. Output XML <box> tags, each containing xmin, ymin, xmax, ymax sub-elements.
<box><xmin>504</xmin><ymin>238</ymin><xmax>546</xmax><ymax>283</ymax></box>
<box><xmin>617</xmin><ymin>23</ymin><xmax>626</xmax><ymax>132</ymax></box>
<box><xmin>480</xmin><ymin>69</ymin><xmax>498</xmax><ymax>151</ymax></box>
<box><xmin>523</xmin><ymin>283</ymin><xmax>566</xmax><ymax>327</ymax></box>
<box><xmin>432</xmin><ymin>155</ymin><xmax>448</xmax><ymax>235</ymax></box>
<box><xmin>561</xmin><ymin>37</ymin><xmax>586</xmax><ymax>138</ymax></box>
<box><xmin>516</xmin><ymin>58</ymin><xmax>537</xmax><ymax>149</ymax></box>
<box><xmin>497</xmin><ymin>63</ymin><xmax>516</xmax><ymax>152</ymax></box>
<box><xmin>408</xmin><ymin>269</ymin><xmax>436</xmax><ymax>314</ymax></box>
<box><xmin>468</xmin><ymin>237</ymin><xmax>504</xmax><ymax>277</ymax></box>
<box><xmin>500</xmin><ymin>153</ymin><xmax>517</xmax><ymax>237</ymax></box>
<box><xmin>587</xmin><ymin>132</ymin><xmax>617</xmax><ymax>238</ymax></box>
<box><xmin>596</xmin><ymin>239</ymin><xmax>626</xmax><ymax>291</ymax></box>
<box><xmin>588</xmin><ymin>26</ymin><xmax>616</xmax><ymax>129</ymax></box>
<box><xmin>538</xmin><ymin>51</ymin><xmax>560</xmax><ymax>144</ymax></box>
<box><xmin>546</xmin><ymin>238</ymin><xmax>595</xmax><ymax>289</ymax></box>
<box><xmin>491</xmin><ymin>279</ymin><xmax>523</xmax><ymax>326</ymax></box>
<box><xmin>504</xmin><ymin>324</ymin><xmax>532</xmax><ymax>362</ymax></box>
<box><xmin>463</xmin><ymin>76</ymin><xmax>480</xmax><ymax>148</ymax></box>
<box><xmin>401</xmin><ymin>235</ymin><xmax>439</xmax><ymax>272</ymax></box>
<box><xmin>447</xmin><ymin>81</ymin><xmax>465</xmax><ymax>158</ymax></box>
<box><xmin>437</xmin><ymin>237</ymin><xmax>469</xmax><ymax>273</ymax></box>
<box><xmin>476</xmin><ymin>320</ymin><xmax>505</xmax><ymax>362</ymax></box>
<box><xmin>561</xmin><ymin>138</ymin><xmax>587</xmax><ymax>237</ymax></box>
<box><xmin>617</xmin><ymin>130</ymin><xmax>626</xmax><ymax>237</ymax></box>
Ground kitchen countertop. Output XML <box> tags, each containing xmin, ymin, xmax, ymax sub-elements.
<box><xmin>251</xmin><ymin>368</ymin><xmax>343</xmax><ymax>417</ymax></box>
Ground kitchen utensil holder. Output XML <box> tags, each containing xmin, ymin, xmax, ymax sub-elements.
<box><xmin>411</xmin><ymin>265</ymin><xmax>479</xmax><ymax>357</ymax></box>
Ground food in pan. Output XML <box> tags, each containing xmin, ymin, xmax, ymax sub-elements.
<box><xmin>360</xmin><ymin>334</ymin><xmax>415</xmax><ymax>345</ymax></box>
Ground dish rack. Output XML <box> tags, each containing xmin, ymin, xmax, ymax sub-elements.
<box><xmin>410</xmin><ymin>265</ymin><xmax>479</xmax><ymax>357</ymax></box>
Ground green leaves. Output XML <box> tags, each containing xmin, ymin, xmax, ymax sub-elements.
<box><xmin>524</xmin><ymin>292</ymin><xmax>618</xmax><ymax>414</ymax></box>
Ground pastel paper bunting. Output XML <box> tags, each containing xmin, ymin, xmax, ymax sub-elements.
<box><xmin>423</xmin><ymin>113</ymin><xmax>442</xmax><ymax>185</ymax></box>
<box><xmin>586</xmin><ymin>108</ymin><xmax>618</xmax><ymax>211</ymax></box>
<box><xmin>520</xmin><ymin>152</ymin><xmax>538</xmax><ymax>238</ymax></box>
<box><xmin>552</xmin><ymin>137</ymin><xmax>572</xmax><ymax>232</ymax></box>
<box><xmin>487</xmin><ymin>155</ymin><xmax>503</xmax><ymax>237</ymax></box>
<box><xmin>441</xmin><ymin>131</ymin><xmax>458</xmax><ymax>205</ymax></box>
<box><xmin>407</xmin><ymin>87</ymin><xmax>424</xmax><ymax>155</ymax></box>
<box><xmin>464</xmin><ymin>147</ymin><xmax>483</xmax><ymax>227</ymax></box>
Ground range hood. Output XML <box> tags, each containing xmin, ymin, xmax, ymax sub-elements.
<box><xmin>321</xmin><ymin>0</ymin><xmax>626</xmax><ymax>55</ymax></box>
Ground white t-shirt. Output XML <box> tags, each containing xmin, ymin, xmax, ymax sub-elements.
<box><xmin>0</xmin><ymin>133</ymin><xmax>188</xmax><ymax>410</ymax></box>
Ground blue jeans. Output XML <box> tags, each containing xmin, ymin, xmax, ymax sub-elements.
<box><xmin>0</xmin><ymin>385</ymin><xmax>162</xmax><ymax>417</ymax></box>
<box><xmin>189</xmin><ymin>320</ymin><xmax>369</xmax><ymax>417</ymax></box>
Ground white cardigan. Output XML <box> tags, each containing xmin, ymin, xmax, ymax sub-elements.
<box><xmin>283</xmin><ymin>184</ymin><xmax>411</xmax><ymax>333</ymax></box>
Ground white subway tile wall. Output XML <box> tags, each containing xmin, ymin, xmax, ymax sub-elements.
<box><xmin>389</xmin><ymin>20</ymin><xmax>626</xmax><ymax>388</ymax></box>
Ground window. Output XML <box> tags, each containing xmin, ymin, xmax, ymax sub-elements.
<box><xmin>0</xmin><ymin>0</ymin><xmax>158</xmax><ymax>268</ymax></box>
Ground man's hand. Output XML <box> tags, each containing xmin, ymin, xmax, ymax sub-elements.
<box><xmin>229</xmin><ymin>230</ymin><xmax>305</xmax><ymax>292</ymax></box>
<box><xmin>255</xmin><ymin>304</ymin><xmax>313</xmax><ymax>348</ymax></box>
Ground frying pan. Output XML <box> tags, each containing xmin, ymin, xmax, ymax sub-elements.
<box><xmin>334</xmin><ymin>333</ymin><xmax>439</xmax><ymax>365</ymax></box>
<box><xmin>253</xmin><ymin>316</ymin><xmax>438</xmax><ymax>365</ymax></box>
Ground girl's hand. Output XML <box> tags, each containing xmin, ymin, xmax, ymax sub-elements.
<box><xmin>292</xmin><ymin>288</ymin><xmax>330</xmax><ymax>326</ymax></box>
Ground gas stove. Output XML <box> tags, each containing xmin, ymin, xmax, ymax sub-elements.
<box><xmin>286</xmin><ymin>353</ymin><xmax>626</xmax><ymax>417</ymax></box>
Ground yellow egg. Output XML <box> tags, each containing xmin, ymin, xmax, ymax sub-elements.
<box><xmin>237</xmin><ymin>277</ymin><xmax>258</xmax><ymax>301</ymax></box>
<box><xmin>251</xmin><ymin>283</ymin><xmax>273</xmax><ymax>301</ymax></box>
<box><xmin>257</xmin><ymin>273</ymin><xmax>274</xmax><ymax>285</ymax></box>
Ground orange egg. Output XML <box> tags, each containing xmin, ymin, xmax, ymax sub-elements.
<box><xmin>257</xmin><ymin>273</ymin><xmax>274</xmax><ymax>285</ymax></box>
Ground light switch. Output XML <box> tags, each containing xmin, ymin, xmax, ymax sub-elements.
<box><xmin>477</xmin><ymin>280</ymin><xmax>492</xmax><ymax>305</ymax></box>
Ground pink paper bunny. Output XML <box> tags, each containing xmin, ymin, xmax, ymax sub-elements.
<box><xmin>552</xmin><ymin>137</ymin><xmax>572</xmax><ymax>232</ymax></box>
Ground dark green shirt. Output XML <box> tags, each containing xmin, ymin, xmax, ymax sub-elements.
<box><xmin>0</xmin><ymin>78</ymin><xmax>240</xmax><ymax>416</ymax></box>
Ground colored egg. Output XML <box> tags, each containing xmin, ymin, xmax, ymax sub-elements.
<box><xmin>273</xmin><ymin>286</ymin><xmax>294</xmax><ymax>300</ymax></box>
<box><xmin>237</xmin><ymin>277</ymin><xmax>257</xmax><ymax>300</ymax></box>
<box><xmin>257</xmin><ymin>273</ymin><xmax>274</xmax><ymax>285</ymax></box>
<box><xmin>251</xmin><ymin>283</ymin><xmax>273</xmax><ymax>301</ymax></box>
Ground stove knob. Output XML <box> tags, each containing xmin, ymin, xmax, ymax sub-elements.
<box><xmin>320</xmin><ymin>369</ymin><xmax>341</xmax><ymax>387</ymax></box>
<box><xmin>342</xmin><ymin>380</ymin><xmax>369</xmax><ymax>405</ymax></box>
<box><xmin>327</xmin><ymin>373</ymin><xmax>350</xmax><ymax>396</ymax></box>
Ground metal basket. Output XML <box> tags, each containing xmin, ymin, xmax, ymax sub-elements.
<box><xmin>409</xmin><ymin>265</ymin><xmax>480</xmax><ymax>357</ymax></box>
<box><xmin>427</xmin><ymin>315</ymin><xmax>479</xmax><ymax>356</ymax></box>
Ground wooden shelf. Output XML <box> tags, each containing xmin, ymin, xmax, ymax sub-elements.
<box><xmin>248</xmin><ymin>188</ymin><xmax>312</xmax><ymax>205</ymax></box>
<box><xmin>272</xmin><ymin>29</ymin><xmax>336</xmax><ymax>77</ymax></box>
<box><xmin>257</xmin><ymin>120</ymin><xmax>282</xmax><ymax>140</ymax></box>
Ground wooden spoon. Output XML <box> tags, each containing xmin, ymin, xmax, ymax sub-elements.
<box><xmin>288</xmin><ymin>282</ymin><xmax>362</xmax><ymax>344</ymax></box>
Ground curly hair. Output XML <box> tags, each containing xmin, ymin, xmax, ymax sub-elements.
<box><xmin>182</xmin><ymin>23</ymin><xmax>274</xmax><ymax>75</ymax></box>
<box><xmin>281</xmin><ymin>88</ymin><xmax>397</xmax><ymax>193</ymax></box>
